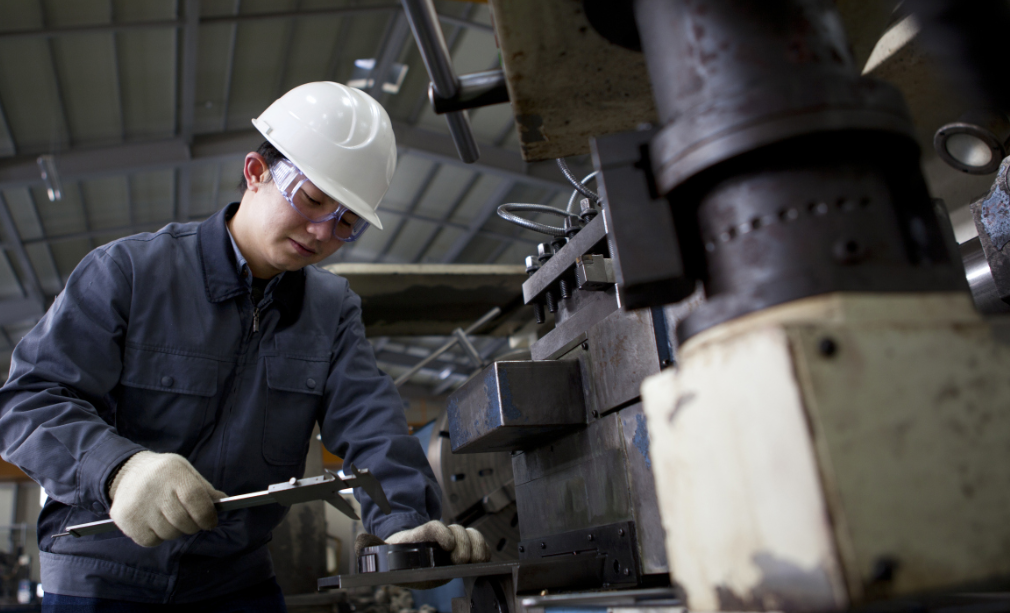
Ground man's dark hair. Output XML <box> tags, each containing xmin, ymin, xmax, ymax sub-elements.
<box><xmin>237</xmin><ymin>140</ymin><xmax>288</xmax><ymax>193</ymax></box>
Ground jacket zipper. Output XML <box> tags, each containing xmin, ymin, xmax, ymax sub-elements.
<box><xmin>253</xmin><ymin>306</ymin><xmax>260</xmax><ymax>333</ymax></box>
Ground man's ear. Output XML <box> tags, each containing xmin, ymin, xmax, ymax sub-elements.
<box><xmin>243</xmin><ymin>153</ymin><xmax>271</xmax><ymax>192</ymax></box>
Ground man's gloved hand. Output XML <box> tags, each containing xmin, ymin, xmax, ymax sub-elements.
<box><xmin>354</xmin><ymin>520</ymin><xmax>491</xmax><ymax>565</ymax></box>
<box><xmin>108</xmin><ymin>451</ymin><xmax>227</xmax><ymax>548</ymax></box>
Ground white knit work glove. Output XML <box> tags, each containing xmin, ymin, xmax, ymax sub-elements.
<box><xmin>355</xmin><ymin>520</ymin><xmax>491</xmax><ymax>565</ymax></box>
<box><xmin>108</xmin><ymin>451</ymin><xmax>227</xmax><ymax>548</ymax></box>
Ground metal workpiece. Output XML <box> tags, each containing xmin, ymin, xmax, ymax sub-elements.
<box><xmin>512</xmin><ymin>406</ymin><xmax>667</xmax><ymax>576</ymax></box>
<box><xmin>574</xmin><ymin>254</ymin><xmax>614</xmax><ymax>291</ymax></box>
<box><xmin>970</xmin><ymin>156</ymin><xmax>1010</xmax><ymax>308</ymax></box>
<box><xmin>677</xmin><ymin>146</ymin><xmax>969</xmax><ymax>341</ymax></box>
<box><xmin>446</xmin><ymin>360</ymin><xmax>586</xmax><ymax>454</ymax></box>
<box><xmin>426</xmin><ymin>410</ymin><xmax>521</xmax><ymax>562</ymax></box>
<box><xmin>320</xmin><ymin>560</ymin><xmax>517</xmax><ymax>591</ymax></box>
<box><xmin>518</xmin><ymin>521</ymin><xmax>642</xmax><ymax>588</ymax></box>
<box><xmin>961</xmin><ymin>237</ymin><xmax>1010</xmax><ymax>314</ymax></box>
<box><xmin>632</xmin><ymin>0</ymin><xmax>916</xmax><ymax>196</ymax></box>
<box><xmin>358</xmin><ymin>542</ymin><xmax>451</xmax><ymax>573</ymax></box>
<box><xmin>643</xmin><ymin>293</ymin><xmax>1010</xmax><ymax>609</ymax></box>
<box><xmin>522</xmin><ymin>214</ymin><xmax>609</xmax><ymax>306</ymax></box>
<box><xmin>429</xmin><ymin>69</ymin><xmax>510</xmax><ymax>115</ymax></box>
<box><xmin>592</xmin><ymin>129</ymin><xmax>696</xmax><ymax>310</ymax></box>
<box><xmin>531</xmin><ymin>287</ymin><xmax>617</xmax><ymax>361</ymax></box>
<box><xmin>586</xmin><ymin>309</ymin><xmax>662</xmax><ymax>414</ymax></box>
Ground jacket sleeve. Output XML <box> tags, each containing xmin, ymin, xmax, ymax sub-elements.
<box><xmin>0</xmin><ymin>247</ymin><xmax>147</xmax><ymax>514</ymax></box>
<box><xmin>318</xmin><ymin>283</ymin><xmax>442</xmax><ymax>539</ymax></box>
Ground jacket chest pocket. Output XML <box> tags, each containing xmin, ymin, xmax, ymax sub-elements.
<box><xmin>262</xmin><ymin>355</ymin><xmax>329</xmax><ymax>466</ymax></box>
<box><xmin>118</xmin><ymin>346</ymin><xmax>219</xmax><ymax>453</ymax></box>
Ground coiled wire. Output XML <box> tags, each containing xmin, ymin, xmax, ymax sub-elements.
<box><xmin>496</xmin><ymin>203</ymin><xmax>580</xmax><ymax>237</ymax></box>
<box><xmin>557</xmin><ymin>158</ymin><xmax>600</xmax><ymax>203</ymax></box>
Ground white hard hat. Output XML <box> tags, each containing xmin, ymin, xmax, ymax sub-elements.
<box><xmin>252</xmin><ymin>82</ymin><xmax>396</xmax><ymax>230</ymax></box>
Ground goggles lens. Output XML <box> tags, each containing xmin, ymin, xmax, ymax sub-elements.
<box><xmin>270</xmin><ymin>159</ymin><xmax>370</xmax><ymax>242</ymax></box>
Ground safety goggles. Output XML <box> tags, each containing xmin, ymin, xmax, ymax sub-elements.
<box><xmin>269</xmin><ymin>159</ymin><xmax>370</xmax><ymax>242</ymax></box>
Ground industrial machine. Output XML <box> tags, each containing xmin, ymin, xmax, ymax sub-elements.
<box><xmin>321</xmin><ymin>1</ymin><xmax>1010</xmax><ymax>612</ymax></box>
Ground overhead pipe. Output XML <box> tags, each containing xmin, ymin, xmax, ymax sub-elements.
<box><xmin>400</xmin><ymin>0</ymin><xmax>481</xmax><ymax>163</ymax></box>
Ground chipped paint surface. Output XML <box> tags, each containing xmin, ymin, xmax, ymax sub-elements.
<box><xmin>978</xmin><ymin>158</ymin><xmax>1010</xmax><ymax>251</ymax></box>
<box><xmin>497</xmin><ymin>366</ymin><xmax>522</xmax><ymax>423</ymax></box>
<box><xmin>632</xmin><ymin>413</ymin><xmax>651</xmax><ymax>469</ymax></box>
<box><xmin>642</xmin><ymin>325</ymin><xmax>847</xmax><ymax>612</ymax></box>
<box><xmin>487</xmin><ymin>0</ymin><xmax>658</xmax><ymax>161</ymax></box>
<box><xmin>644</xmin><ymin>292</ymin><xmax>1010</xmax><ymax>609</ymax></box>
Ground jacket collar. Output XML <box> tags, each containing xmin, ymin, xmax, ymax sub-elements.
<box><xmin>198</xmin><ymin>203</ymin><xmax>305</xmax><ymax>320</ymax></box>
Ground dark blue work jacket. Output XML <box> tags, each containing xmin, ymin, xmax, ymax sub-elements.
<box><xmin>0</xmin><ymin>203</ymin><xmax>440</xmax><ymax>602</ymax></box>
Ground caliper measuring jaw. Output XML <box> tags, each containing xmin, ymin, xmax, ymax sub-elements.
<box><xmin>52</xmin><ymin>464</ymin><xmax>391</xmax><ymax>539</ymax></box>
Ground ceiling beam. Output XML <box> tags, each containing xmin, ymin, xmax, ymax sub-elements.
<box><xmin>0</xmin><ymin>126</ymin><xmax>570</xmax><ymax>192</ymax></box>
<box><xmin>0</xmin><ymin>194</ymin><xmax>46</xmax><ymax>315</ymax></box>
<box><xmin>439</xmin><ymin>179</ymin><xmax>515</xmax><ymax>263</ymax></box>
<box><xmin>0</xmin><ymin>297</ymin><xmax>45</xmax><ymax>327</ymax></box>
<box><xmin>0</xmin><ymin>6</ymin><xmax>491</xmax><ymax>40</ymax></box>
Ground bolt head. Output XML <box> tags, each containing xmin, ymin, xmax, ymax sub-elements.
<box><xmin>537</xmin><ymin>243</ymin><xmax>553</xmax><ymax>263</ymax></box>
<box><xmin>587</xmin><ymin>534</ymin><xmax>594</xmax><ymax>541</ymax></box>
<box><xmin>618</xmin><ymin>528</ymin><xmax>625</xmax><ymax>536</ymax></box>
<box><xmin>540</xmin><ymin>542</ymin><xmax>546</xmax><ymax>549</ymax></box>
<box><xmin>289</xmin><ymin>477</ymin><xmax>298</xmax><ymax>485</ymax></box>
<box><xmin>525</xmin><ymin>255</ymin><xmax>540</xmax><ymax>275</ymax></box>
<box><xmin>518</xmin><ymin>545</ymin><xmax>524</xmax><ymax>553</ymax></box>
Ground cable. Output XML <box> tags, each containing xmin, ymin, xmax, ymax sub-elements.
<box><xmin>496</xmin><ymin>203</ymin><xmax>580</xmax><ymax>237</ymax></box>
<box><xmin>566</xmin><ymin>171</ymin><xmax>599</xmax><ymax>213</ymax></box>
<box><xmin>557</xmin><ymin>158</ymin><xmax>600</xmax><ymax>203</ymax></box>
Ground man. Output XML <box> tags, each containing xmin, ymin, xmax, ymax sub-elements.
<box><xmin>0</xmin><ymin>82</ymin><xmax>488</xmax><ymax>610</ymax></box>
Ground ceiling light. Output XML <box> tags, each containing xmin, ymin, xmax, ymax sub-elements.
<box><xmin>934</xmin><ymin>110</ymin><xmax>1010</xmax><ymax>175</ymax></box>
<box><xmin>37</xmin><ymin>154</ymin><xmax>62</xmax><ymax>201</ymax></box>
<box><xmin>347</xmin><ymin>58</ymin><xmax>409</xmax><ymax>94</ymax></box>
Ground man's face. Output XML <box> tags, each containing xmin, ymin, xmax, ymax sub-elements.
<box><xmin>232</xmin><ymin>153</ymin><xmax>350</xmax><ymax>279</ymax></box>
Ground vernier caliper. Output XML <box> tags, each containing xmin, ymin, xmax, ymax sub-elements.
<box><xmin>52</xmin><ymin>465</ymin><xmax>390</xmax><ymax>539</ymax></box>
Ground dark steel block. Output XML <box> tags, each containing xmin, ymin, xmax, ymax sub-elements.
<box><xmin>447</xmin><ymin>360</ymin><xmax>586</xmax><ymax>454</ymax></box>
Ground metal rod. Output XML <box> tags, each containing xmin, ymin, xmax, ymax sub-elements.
<box><xmin>400</xmin><ymin>0</ymin><xmax>481</xmax><ymax>163</ymax></box>
<box><xmin>393</xmin><ymin>306</ymin><xmax>500</xmax><ymax>386</ymax></box>
<box><xmin>430</xmin><ymin>69</ymin><xmax>509</xmax><ymax>115</ymax></box>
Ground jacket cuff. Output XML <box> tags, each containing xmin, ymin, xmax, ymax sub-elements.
<box><xmin>78</xmin><ymin>432</ymin><xmax>147</xmax><ymax>515</ymax></box>
<box><xmin>370</xmin><ymin>512</ymin><xmax>431</xmax><ymax>541</ymax></box>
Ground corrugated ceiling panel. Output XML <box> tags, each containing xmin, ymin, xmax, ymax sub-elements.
<box><xmin>216</xmin><ymin>159</ymin><xmax>244</xmax><ymax>209</ymax></box>
<box><xmin>0</xmin><ymin>1</ymin><xmax>43</xmax><ymax>32</ymax></box>
<box><xmin>419</xmin><ymin>224</ymin><xmax>463</xmax><ymax>263</ymax></box>
<box><xmin>188</xmin><ymin>163</ymin><xmax>219</xmax><ymax>219</ymax></box>
<box><xmin>194</xmin><ymin>22</ymin><xmax>238</xmax><ymax>134</ymax></box>
<box><xmin>51</xmin><ymin>35</ymin><xmax>123</xmax><ymax>145</ymax></box>
<box><xmin>42</xmin><ymin>0</ymin><xmax>107</xmax><ymax>26</ymax></box>
<box><xmin>339</xmin><ymin>222</ymin><xmax>386</xmax><ymax>262</ymax></box>
<box><xmin>468</xmin><ymin>103</ymin><xmax>513</xmax><ymax>145</ymax></box>
<box><xmin>24</xmin><ymin>242</ymin><xmax>63</xmax><ymax>295</ymax></box>
<box><xmin>34</xmin><ymin>184</ymin><xmax>86</xmax><ymax>238</ymax></box>
<box><xmin>0</xmin><ymin>253</ymin><xmax>23</xmax><ymax>300</ymax></box>
<box><xmin>119</xmin><ymin>28</ymin><xmax>176</xmax><ymax>140</ymax></box>
<box><xmin>113</xmin><ymin>0</ymin><xmax>175</xmax><ymax>20</ymax></box>
<box><xmin>279</xmin><ymin>15</ymin><xmax>348</xmax><ymax>95</ymax></box>
<box><xmin>200</xmin><ymin>0</ymin><xmax>238</xmax><ymax>19</ymax></box>
<box><xmin>0</xmin><ymin>38</ymin><xmax>69</xmax><ymax>152</ymax></box>
<box><xmin>241</xmin><ymin>0</ymin><xmax>300</xmax><ymax>14</ymax></box>
<box><xmin>447</xmin><ymin>174</ymin><xmax>505</xmax><ymax>226</ymax></box>
<box><xmin>382</xmin><ymin>155</ymin><xmax>436</xmax><ymax>213</ymax></box>
<box><xmin>81</xmin><ymin>176</ymin><xmax>129</xmax><ymax>231</ymax></box>
<box><xmin>415</xmin><ymin>165</ymin><xmax>474</xmax><ymax>218</ymax></box>
<box><xmin>3</xmin><ymin>188</ymin><xmax>45</xmax><ymax>241</ymax></box>
<box><xmin>47</xmin><ymin>239</ymin><xmax>90</xmax><ymax>282</ymax></box>
<box><xmin>130</xmin><ymin>169</ymin><xmax>175</xmax><ymax>224</ymax></box>
<box><xmin>225</xmin><ymin>20</ymin><xmax>291</xmax><ymax>131</ymax></box>
<box><xmin>384</xmin><ymin>218</ymin><xmax>440</xmax><ymax>263</ymax></box>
